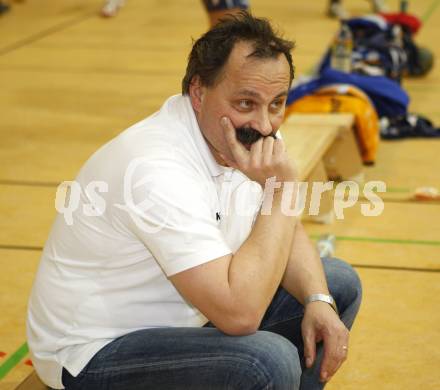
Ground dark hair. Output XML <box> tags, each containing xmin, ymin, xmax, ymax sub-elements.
<box><xmin>182</xmin><ymin>11</ymin><xmax>295</xmax><ymax>95</ymax></box>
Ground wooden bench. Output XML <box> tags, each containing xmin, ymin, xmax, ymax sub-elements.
<box><xmin>284</xmin><ymin>113</ymin><xmax>364</xmax><ymax>183</ymax></box>
<box><xmin>280</xmin><ymin>113</ymin><xmax>360</xmax><ymax>223</ymax></box>
<box><xmin>15</xmin><ymin>370</ymin><xmax>48</xmax><ymax>390</ymax></box>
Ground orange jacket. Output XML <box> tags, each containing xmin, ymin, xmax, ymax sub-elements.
<box><xmin>285</xmin><ymin>84</ymin><xmax>380</xmax><ymax>164</ymax></box>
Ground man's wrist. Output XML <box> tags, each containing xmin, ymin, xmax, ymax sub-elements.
<box><xmin>304</xmin><ymin>293</ymin><xmax>339</xmax><ymax>315</ymax></box>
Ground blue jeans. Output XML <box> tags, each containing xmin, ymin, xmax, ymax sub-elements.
<box><xmin>62</xmin><ymin>258</ymin><xmax>362</xmax><ymax>390</ymax></box>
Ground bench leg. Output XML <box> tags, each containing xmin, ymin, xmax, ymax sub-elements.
<box><xmin>303</xmin><ymin>160</ymin><xmax>335</xmax><ymax>224</ymax></box>
<box><xmin>324</xmin><ymin>128</ymin><xmax>364</xmax><ymax>183</ymax></box>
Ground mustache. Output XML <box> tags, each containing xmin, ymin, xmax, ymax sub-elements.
<box><xmin>235</xmin><ymin>127</ymin><xmax>276</xmax><ymax>146</ymax></box>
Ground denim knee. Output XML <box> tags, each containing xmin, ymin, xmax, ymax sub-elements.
<box><xmin>247</xmin><ymin>331</ymin><xmax>301</xmax><ymax>390</ymax></box>
<box><xmin>323</xmin><ymin>258</ymin><xmax>362</xmax><ymax>321</ymax></box>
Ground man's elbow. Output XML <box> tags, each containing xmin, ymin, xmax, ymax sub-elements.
<box><xmin>215</xmin><ymin>312</ymin><xmax>261</xmax><ymax>336</ymax></box>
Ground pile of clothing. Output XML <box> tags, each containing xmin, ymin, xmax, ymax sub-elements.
<box><xmin>286</xmin><ymin>12</ymin><xmax>439</xmax><ymax>165</ymax></box>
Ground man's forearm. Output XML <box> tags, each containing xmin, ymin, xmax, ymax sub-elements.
<box><xmin>227</xmin><ymin>191</ymin><xmax>297</xmax><ymax>325</ymax></box>
<box><xmin>281</xmin><ymin>222</ymin><xmax>329</xmax><ymax>303</ymax></box>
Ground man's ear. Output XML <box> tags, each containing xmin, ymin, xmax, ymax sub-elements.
<box><xmin>189</xmin><ymin>76</ymin><xmax>205</xmax><ymax>113</ymax></box>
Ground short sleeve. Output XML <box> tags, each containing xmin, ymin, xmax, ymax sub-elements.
<box><xmin>121</xmin><ymin>159</ymin><xmax>232</xmax><ymax>276</ymax></box>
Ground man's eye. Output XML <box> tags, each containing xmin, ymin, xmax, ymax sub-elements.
<box><xmin>238</xmin><ymin>100</ymin><xmax>253</xmax><ymax>109</ymax></box>
<box><xmin>270</xmin><ymin>100</ymin><xmax>284</xmax><ymax>110</ymax></box>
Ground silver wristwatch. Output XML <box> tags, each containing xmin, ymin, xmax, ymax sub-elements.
<box><xmin>304</xmin><ymin>293</ymin><xmax>339</xmax><ymax>315</ymax></box>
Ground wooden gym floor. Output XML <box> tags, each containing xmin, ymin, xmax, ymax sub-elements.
<box><xmin>0</xmin><ymin>0</ymin><xmax>439</xmax><ymax>389</ymax></box>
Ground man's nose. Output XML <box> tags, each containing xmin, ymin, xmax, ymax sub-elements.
<box><xmin>252</xmin><ymin>109</ymin><xmax>273</xmax><ymax>137</ymax></box>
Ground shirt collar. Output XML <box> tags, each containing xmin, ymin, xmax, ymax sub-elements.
<box><xmin>178</xmin><ymin>94</ymin><xmax>230</xmax><ymax>177</ymax></box>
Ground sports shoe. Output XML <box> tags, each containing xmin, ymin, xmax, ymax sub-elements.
<box><xmin>370</xmin><ymin>0</ymin><xmax>388</xmax><ymax>13</ymax></box>
<box><xmin>327</xmin><ymin>3</ymin><xmax>349</xmax><ymax>19</ymax></box>
<box><xmin>101</xmin><ymin>0</ymin><xmax>125</xmax><ymax>17</ymax></box>
<box><xmin>0</xmin><ymin>1</ymin><xmax>10</xmax><ymax>15</ymax></box>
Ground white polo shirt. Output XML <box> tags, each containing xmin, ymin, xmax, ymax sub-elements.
<box><xmin>27</xmin><ymin>94</ymin><xmax>263</xmax><ymax>389</ymax></box>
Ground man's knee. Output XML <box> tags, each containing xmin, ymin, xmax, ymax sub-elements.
<box><xmin>323</xmin><ymin>258</ymin><xmax>362</xmax><ymax>316</ymax></box>
<box><xmin>242</xmin><ymin>331</ymin><xmax>301</xmax><ymax>390</ymax></box>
